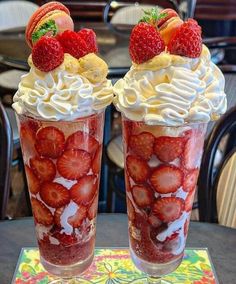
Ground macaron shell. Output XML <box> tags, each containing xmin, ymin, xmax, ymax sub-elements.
<box><xmin>32</xmin><ymin>11</ymin><xmax>74</xmax><ymax>39</ymax></box>
<box><xmin>26</xmin><ymin>1</ymin><xmax>70</xmax><ymax>48</ymax></box>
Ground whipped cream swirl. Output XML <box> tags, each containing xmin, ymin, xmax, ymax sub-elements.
<box><xmin>114</xmin><ymin>45</ymin><xmax>227</xmax><ymax>125</ymax></box>
<box><xmin>13</xmin><ymin>59</ymin><xmax>113</xmax><ymax>121</ymax></box>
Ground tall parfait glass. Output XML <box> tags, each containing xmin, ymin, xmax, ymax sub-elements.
<box><xmin>16</xmin><ymin>111</ymin><xmax>104</xmax><ymax>277</ymax></box>
<box><xmin>122</xmin><ymin>115</ymin><xmax>207</xmax><ymax>283</ymax></box>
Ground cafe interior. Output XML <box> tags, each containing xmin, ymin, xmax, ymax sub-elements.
<box><xmin>0</xmin><ymin>1</ymin><xmax>236</xmax><ymax>284</ymax></box>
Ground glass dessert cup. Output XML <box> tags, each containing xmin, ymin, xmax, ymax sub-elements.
<box><xmin>16</xmin><ymin>111</ymin><xmax>104</xmax><ymax>279</ymax></box>
<box><xmin>122</xmin><ymin>115</ymin><xmax>207</xmax><ymax>283</ymax></box>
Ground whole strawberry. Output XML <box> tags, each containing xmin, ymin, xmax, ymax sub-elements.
<box><xmin>78</xmin><ymin>28</ymin><xmax>98</xmax><ymax>53</ymax></box>
<box><xmin>57</xmin><ymin>30</ymin><xmax>88</xmax><ymax>59</ymax></box>
<box><xmin>129</xmin><ymin>22</ymin><xmax>165</xmax><ymax>64</ymax></box>
<box><xmin>32</xmin><ymin>36</ymin><xmax>64</xmax><ymax>72</ymax></box>
<box><xmin>168</xmin><ymin>19</ymin><xmax>202</xmax><ymax>58</ymax></box>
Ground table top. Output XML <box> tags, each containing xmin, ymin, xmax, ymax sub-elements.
<box><xmin>0</xmin><ymin>214</ymin><xmax>235</xmax><ymax>284</ymax></box>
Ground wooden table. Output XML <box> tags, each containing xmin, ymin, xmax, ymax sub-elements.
<box><xmin>0</xmin><ymin>214</ymin><xmax>235</xmax><ymax>284</ymax></box>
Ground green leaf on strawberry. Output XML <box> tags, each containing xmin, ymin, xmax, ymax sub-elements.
<box><xmin>32</xmin><ymin>19</ymin><xmax>58</xmax><ymax>43</ymax></box>
<box><xmin>139</xmin><ymin>8</ymin><xmax>167</xmax><ymax>26</ymax></box>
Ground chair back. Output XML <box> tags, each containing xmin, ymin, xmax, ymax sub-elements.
<box><xmin>198</xmin><ymin>105</ymin><xmax>236</xmax><ymax>224</ymax></box>
<box><xmin>0</xmin><ymin>101</ymin><xmax>13</xmax><ymax>220</ymax></box>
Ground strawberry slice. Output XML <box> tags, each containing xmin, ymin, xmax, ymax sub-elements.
<box><xmin>132</xmin><ymin>185</ymin><xmax>154</xmax><ymax>208</ymax></box>
<box><xmin>150</xmin><ymin>165</ymin><xmax>183</xmax><ymax>194</ymax></box>
<box><xmin>126</xmin><ymin>155</ymin><xmax>150</xmax><ymax>183</ymax></box>
<box><xmin>68</xmin><ymin>205</ymin><xmax>87</xmax><ymax>228</ymax></box>
<box><xmin>88</xmin><ymin>195</ymin><xmax>98</xmax><ymax>220</ymax></box>
<box><xmin>40</xmin><ymin>182</ymin><xmax>70</xmax><ymax>208</ymax></box>
<box><xmin>185</xmin><ymin>190</ymin><xmax>195</xmax><ymax>212</ymax></box>
<box><xmin>54</xmin><ymin>206</ymin><xmax>65</xmax><ymax>227</ymax></box>
<box><xmin>35</xmin><ymin>126</ymin><xmax>65</xmax><ymax>158</ymax></box>
<box><xmin>20</xmin><ymin>123</ymin><xmax>37</xmax><ymax>157</ymax></box>
<box><xmin>129</xmin><ymin>132</ymin><xmax>155</xmax><ymax>160</ymax></box>
<box><xmin>154</xmin><ymin>136</ymin><xmax>185</xmax><ymax>163</ymax></box>
<box><xmin>148</xmin><ymin>214</ymin><xmax>162</xmax><ymax>228</ymax></box>
<box><xmin>70</xmin><ymin>175</ymin><xmax>97</xmax><ymax>206</ymax></box>
<box><xmin>91</xmin><ymin>145</ymin><xmax>102</xmax><ymax>175</ymax></box>
<box><xmin>184</xmin><ymin>218</ymin><xmax>190</xmax><ymax>236</ymax></box>
<box><xmin>66</xmin><ymin>130</ymin><xmax>99</xmax><ymax>156</ymax></box>
<box><xmin>30</xmin><ymin>157</ymin><xmax>56</xmax><ymax>182</ymax></box>
<box><xmin>183</xmin><ymin>168</ymin><xmax>199</xmax><ymax>192</ymax></box>
<box><xmin>182</xmin><ymin>129</ymin><xmax>205</xmax><ymax>170</ymax></box>
<box><xmin>25</xmin><ymin>165</ymin><xmax>40</xmax><ymax>195</ymax></box>
<box><xmin>57</xmin><ymin>149</ymin><xmax>91</xmax><ymax>180</ymax></box>
<box><xmin>153</xmin><ymin>197</ymin><xmax>184</xmax><ymax>222</ymax></box>
<box><xmin>31</xmin><ymin>197</ymin><xmax>53</xmax><ymax>226</ymax></box>
<box><xmin>126</xmin><ymin>197</ymin><xmax>135</xmax><ymax>222</ymax></box>
<box><xmin>53</xmin><ymin>231</ymin><xmax>78</xmax><ymax>246</ymax></box>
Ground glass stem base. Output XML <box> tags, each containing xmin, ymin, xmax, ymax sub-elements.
<box><xmin>147</xmin><ymin>276</ymin><xmax>172</xmax><ymax>284</ymax></box>
<box><xmin>41</xmin><ymin>253</ymin><xmax>94</xmax><ymax>278</ymax></box>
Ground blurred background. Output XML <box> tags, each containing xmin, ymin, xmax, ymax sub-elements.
<box><xmin>0</xmin><ymin>0</ymin><xmax>236</xmax><ymax>228</ymax></box>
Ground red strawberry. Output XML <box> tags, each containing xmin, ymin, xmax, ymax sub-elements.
<box><xmin>30</xmin><ymin>157</ymin><xmax>56</xmax><ymax>182</ymax></box>
<box><xmin>148</xmin><ymin>214</ymin><xmax>162</xmax><ymax>228</ymax></box>
<box><xmin>40</xmin><ymin>182</ymin><xmax>70</xmax><ymax>208</ymax></box>
<box><xmin>185</xmin><ymin>190</ymin><xmax>195</xmax><ymax>212</ymax></box>
<box><xmin>53</xmin><ymin>231</ymin><xmax>77</xmax><ymax>246</ymax></box>
<box><xmin>183</xmin><ymin>129</ymin><xmax>205</xmax><ymax>170</ymax></box>
<box><xmin>126</xmin><ymin>197</ymin><xmax>135</xmax><ymax>222</ymax></box>
<box><xmin>91</xmin><ymin>145</ymin><xmax>102</xmax><ymax>175</ymax></box>
<box><xmin>154</xmin><ymin>136</ymin><xmax>186</xmax><ymax>163</ymax></box>
<box><xmin>183</xmin><ymin>168</ymin><xmax>199</xmax><ymax>192</ymax></box>
<box><xmin>35</xmin><ymin>126</ymin><xmax>65</xmax><ymax>159</ymax></box>
<box><xmin>168</xmin><ymin>19</ymin><xmax>202</xmax><ymax>58</ymax></box>
<box><xmin>68</xmin><ymin>206</ymin><xmax>87</xmax><ymax>228</ymax></box>
<box><xmin>54</xmin><ymin>207</ymin><xmax>64</xmax><ymax>227</ymax></box>
<box><xmin>57</xmin><ymin>30</ymin><xmax>88</xmax><ymax>59</ymax></box>
<box><xmin>25</xmin><ymin>165</ymin><xmax>40</xmax><ymax>195</ymax></box>
<box><xmin>31</xmin><ymin>197</ymin><xmax>53</xmax><ymax>226</ymax></box>
<box><xmin>70</xmin><ymin>175</ymin><xmax>97</xmax><ymax>205</ymax></box>
<box><xmin>153</xmin><ymin>197</ymin><xmax>184</xmax><ymax>222</ymax></box>
<box><xmin>165</xmin><ymin>232</ymin><xmax>179</xmax><ymax>242</ymax></box>
<box><xmin>78</xmin><ymin>28</ymin><xmax>98</xmax><ymax>53</ymax></box>
<box><xmin>88</xmin><ymin>195</ymin><xmax>98</xmax><ymax>220</ymax></box>
<box><xmin>129</xmin><ymin>132</ymin><xmax>155</xmax><ymax>160</ymax></box>
<box><xmin>129</xmin><ymin>22</ymin><xmax>165</xmax><ymax>64</ymax></box>
<box><xmin>126</xmin><ymin>155</ymin><xmax>150</xmax><ymax>183</ymax></box>
<box><xmin>32</xmin><ymin>36</ymin><xmax>64</xmax><ymax>72</ymax></box>
<box><xmin>132</xmin><ymin>185</ymin><xmax>154</xmax><ymax>208</ymax></box>
<box><xmin>20</xmin><ymin>124</ymin><xmax>37</xmax><ymax>157</ymax></box>
<box><xmin>150</xmin><ymin>165</ymin><xmax>183</xmax><ymax>194</ymax></box>
<box><xmin>57</xmin><ymin>149</ymin><xmax>91</xmax><ymax>180</ymax></box>
<box><xmin>66</xmin><ymin>130</ymin><xmax>99</xmax><ymax>156</ymax></box>
<box><xmin>157</xmin><ymin>9</ymin><xmax>178</xmax><ymax>28</ymax></box>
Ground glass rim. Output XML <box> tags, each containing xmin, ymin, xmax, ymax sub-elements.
<box><xmin>121</xmin><ymin>113</ymin><xmax>209</xmax><ymax>128</ymax></box>
<box><xmin>15</xmin><ymin>109</ymin><xmax>105</xmax><ymax>123</ymax></box>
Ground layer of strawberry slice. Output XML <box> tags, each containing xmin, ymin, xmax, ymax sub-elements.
<box><xmin>185</xmin><ymin>190</ymin><xmax>195</xmax><ymax>212</ymax></box>
<box><xmin>40</xmin><ymin>182</ymin><xmax>70</xmax><ymax>208</ymax></box>
<box><xmin>182</xmin><ymin>129</ymin><xmax>205</xmax><ymax>170</ymax></box>
<box><xmin>183</xmin><ymin>168</ymin><xmax>199</xmax><ymax>192</ymax></box>
<box><xmin>68</xmin><ymin>205</ymin><xmax>87</xmax><ymax>228</ymax></box>
<box><xmin>57</xmin><ymin>149</ymin><xmax>91</xmax><ymax>180</ymax></box>
<box><xmin>126</xmin><ymin>197</ymin><xmax>135</xmax><ymax>222</ymax></box>
<box><xmin>88</xmin><ymin>195</ymin><xmax>98</xmax><ymax>220</ymax></box>
<box><xmin>35</xmin><ymin>126</ymin><xmax>65</xmax><ymax>159</ymax></box>
<box><xmin>150</xmin><ymin>165</ymin><xmax>183</xmax><ymax>194</ymax></box>
<box><xmin>148</xmin><ymin>214</ymin><xmax>162</xmax><ymax>228</ymax></box>
<box><xmin>154</xmin><ymin>136</ymin><xmax>185</xmax><ymax>163</ymax></box>
<box><xmin>152</xmin><ymin>197</ymin><xmax>184</xmax><ymax>222</ymax></box>
<box><xmin>52</xmin><ymin>231</ymin><xmax>78</xmax><ymax>246</ymax></box>
<box><xmin>132</xmin><ymin>185</ymin><xmax>154</xmax><ymax>208</ymax></box>
<box><xmin>91</xmin><ymin>145</ymin><xmax>102</xmax><ymax>175</ymax></box>
<box><xmin>126</xmin><ymin>155</ymin><xmax>150</xmax><ymax>183</ymax></box>
<box><xmin>66</xmin><ymin>131</ymin><xmax>99</xmax><ymax>156</ymax></box>
<box><xmin>20</xmin><ymin>123</ymin><xmax>37</xmax><ymax>157</ymax></box>
<box><xmin>31</xmin><ymin>197</ymin><xmax>53</xmax><ymax>226</ymax></box>
<box><xmin>25</xmin><ymin>165</ymin><xmax>40</xmax><ymax>195</ymax></box>
<box><xmin>129</xmin><ymin>132</ymin><xmax>155</xmax><ymax>160</ymax></box>
<box><xmin>54</xmin><ymin>206</ymin><xmax>65</xmax><ymax>227</ymax></box>
<box><xmin>70</xmin><ymin>175</ymin><xmax>97</xmax><ymax>206</ymax></box>
<box><xmin>30</xmin><ymin>157</ymin><xmax>56</xmax><ymax>182</ymax></box>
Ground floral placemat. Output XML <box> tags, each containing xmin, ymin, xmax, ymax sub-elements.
<box><xmin>12</xmin><ymin>248</ymin><xmax>218</xmax><ymax>284</ymax></box>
